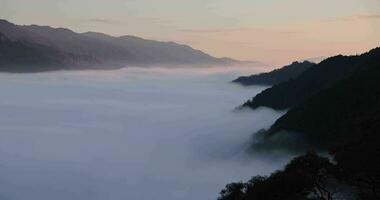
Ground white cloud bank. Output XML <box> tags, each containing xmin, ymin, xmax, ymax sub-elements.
<box><xmin>0</xmin><ymin>67</ymin><xmax>289</xmax><ymax>200</ymax></box>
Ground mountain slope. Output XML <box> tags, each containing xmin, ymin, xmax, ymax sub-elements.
<box><xmin>221</xmin><ymin>47</ymin><xmax>380</xmax><ymax>200</ymax></box>
<box><xmin>242</xmin><ymin>48</ymin><xmax>380</xmax><ymax>110</ymax></box>
<box><xmin>0</xmin><ymin>19</ymin><xmax>243</xmax><ymax>72</ymax></box>
<box><xmin>233</xmin><ymin>61</ymin><xmax>314</xmax><ymax>86</ymax></box>
<box><xmin>252</xmin><ymin>48</ymin><xmax>380</xmax><ymax>152</ymax></box>
<box><xmin>0</xmin><ymin>32</ymin><xmax>101</xmax><ymax>72</ymax></box>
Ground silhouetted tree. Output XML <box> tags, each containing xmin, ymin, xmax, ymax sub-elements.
<box><xmin>218</xmin><ymin>182</ymin><xmax>246</xmax><ymax>200</ymax></box>
<box><xmin>218</xmin><ymin>152</ymin><xmax>336</xmax><ymax>200</ymax></box>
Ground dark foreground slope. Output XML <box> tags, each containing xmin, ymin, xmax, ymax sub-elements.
<box><xmin>218</xmin><ymin>48</ymin><xmax>380</xmax><ymax>200</ymax></box>
<box><xmin>233</xmin><ymin>61</ymin><xmax>314</xmax><ymax>86</ymax></box>
<box><xmin>0</xmin><ymin>19</ymin><xmax>245</xmax><ymax>72</ymax></box>
<box><xmin>219</xmin><ymin>152</ymin><xmax>338</xmax><ymax>200</ymax></box>
<box><xmin>221</xmin><ymin>67</ymin><xmax>380</xmax><ymax>199</ymax></box>
<box><xmin>220</xmin><ymin>147</ymin><xmax>380</xmax><ymax>199</ymax></box>
<box><xmin>242</xmin><ymin>48</ymin><xmax>380</xmax><ymax>110</ymax></box>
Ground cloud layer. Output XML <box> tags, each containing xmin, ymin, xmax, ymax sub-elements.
<box><xmin>0</xmin><ymin>67</ymin><xmax>289</xmax><ymax>200</ymax></box>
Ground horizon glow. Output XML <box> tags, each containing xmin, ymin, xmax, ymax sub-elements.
<box><xmin>0</xmin><ymin>0</ymin><xmax>379</xmax><ymax>66</ymax></box>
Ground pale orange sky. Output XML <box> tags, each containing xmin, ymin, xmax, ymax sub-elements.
<box><xmin>1</xmin><ymin>0</ymin><xmax>379</xmax><ymax>66</ymax></box>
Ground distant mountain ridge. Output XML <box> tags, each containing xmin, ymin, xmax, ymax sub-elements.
<box><xmin>0</xmin><ymin>19</ymin><xmax>251</xmax><ymax>72</ymax></box>
<box><xmin>233</xmin><ymin>61</ymin><xmax>315</xmax><ymax>86</ymax></box>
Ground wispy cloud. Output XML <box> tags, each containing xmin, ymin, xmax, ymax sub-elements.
<box><xmin>179</xmin><ymin>28</ymin><xmax>243</xmax><ymax>33</ymax></box>
<box><xmin>87</xmin><ymin>18</ymin><xmax>120</xmax><ymax>24</ymax></box>
<box><xmin>328</xmin><ymin>14</ymin><xmax>380</xmax><ymax>22</ymax></box>
<box><xmin>179</xmin><ymin>28</ymin><xmax>301</xmax><ymax>35</ymax></box>
<box><xmin>277</xmin><ymin>31</ymin><xmax>301</xmax><ymax>35</ymax></box>
<box><xmin>356</xmin><ymin>14</ymin><xmax>380</xmax><ymax>20</ymax></box>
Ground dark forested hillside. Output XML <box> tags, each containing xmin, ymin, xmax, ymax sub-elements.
<box><xmin>242</xmin><ymin>48</ymin><xmax>380</xmax><ymax>110</ymax></box>
<box><xmin>218</xmin><ymin>152</ymin><xmax>337</xmax><ymax>200</ymax></box>
<box><xmin>218</xmin><ymin>47</ymin><xmax>380</xmax><ymax>200</ymax></box>
<box><xmin>253</xmin><ymin>57</ymin><xmax>380</xmax><ymax>151</ymax></box>
<box><xmin>233</xmin><ymin>61</ymin><xmax>315</xmax><ymax>86</ymax></box>
<box><xmin>220</xmin><ymin>148</ymin><xmax>380</xmax><ymax>199</ymax></box>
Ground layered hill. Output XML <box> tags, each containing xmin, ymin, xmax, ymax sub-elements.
<box><xmin>0</xmin><ymin>19</ymin><xmax>245</xmax><ymax>72</ymax></box>
<box><xmin>251</xmin><ymin>47</ymin><xmax>380</xmax><ymax>152</ymax></box>
<box><xmin>220</xmin><ymin>47</ymin><xmax>380</xmax><ymax>200</ymax></box>
<box><xmin>242</xmin><ymin>48</ymin><xmax>380</xmax><ymax>110</ymax></box>
<box><xmin>233</xmin><ymin>61</ymin><xmax>315</xmax><ymax>86</ymax></box>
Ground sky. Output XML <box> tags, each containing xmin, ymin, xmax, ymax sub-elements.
<box><xmin>1</xmin><ymin>0</ymin><xmax>380</xmax><ymax>65</ymax></box>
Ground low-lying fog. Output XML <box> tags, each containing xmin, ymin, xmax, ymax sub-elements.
<box><xmin>0</xmin><ymin>66</ymin><xmax>290</xmax><ymax>200</ymax></box>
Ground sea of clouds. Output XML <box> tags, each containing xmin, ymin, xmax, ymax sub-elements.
<box><xmin>0</xmin><ymin>66</ymin><xmax>290</xmax><ymax>200</ymax></box>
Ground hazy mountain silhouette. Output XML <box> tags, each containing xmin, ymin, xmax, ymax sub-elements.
<box><xmin>233</xmin><ymin>61</ymin><xmax>315</xmax><ymax>86</ymax></box>
<box><xmin>0</xmin><ymin>19</ymin><xmax>251</xmax><ymax>72</ymax></box>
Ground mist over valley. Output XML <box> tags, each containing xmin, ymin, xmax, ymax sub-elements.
<box><xmin>0</xmin><ymin>67</ymin><xmax>289</xmax><ymax>200</ymax></box>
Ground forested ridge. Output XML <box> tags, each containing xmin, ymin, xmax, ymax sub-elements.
<box><xmin>219</xmin><ymin>47</ymin><xmax>380</xmax><ymax>200</ymax></box>
<box><xmin>233</xmin><ymin>61</ymin><xmax>314</xmax><ymax>86</ymax></box>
